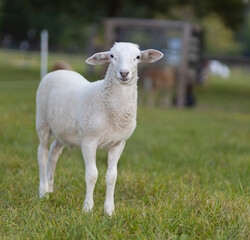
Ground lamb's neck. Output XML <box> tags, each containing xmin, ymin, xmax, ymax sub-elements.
<box><xmin>101</xmin><ymin>65</ymin><xmax>138</xmax><ymax>130</ymax></box>
<box><xmin>103</xmin><ymin>65</ymin><xmax>138</xmax><ymax>108</ymax></box>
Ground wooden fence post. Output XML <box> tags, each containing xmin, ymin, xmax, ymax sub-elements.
<box><xmin>40</xmin><ymin>30</ymin><xmax>49</xmax><ymax>80</ymax></box>
<box><xmin>176</xmin><ymin>23</ymin><xmax>191</xmax><ymax>108</ymax></box>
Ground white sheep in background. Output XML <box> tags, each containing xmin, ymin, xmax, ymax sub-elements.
<box><xmin>36</xmin><ymin>42</ymin><xmax>163</xmax><ymax>215</ymax></box>
<box><xmin>208</xmin><ymin>60</ymin><xmax>230</xmax><ymax>79</ymax></box>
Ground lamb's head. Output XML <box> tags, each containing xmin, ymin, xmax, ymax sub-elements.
<box><xmin>86</xmin><ymin>42</ymin><xmax>163</xmax><ymax>85</ymax></box>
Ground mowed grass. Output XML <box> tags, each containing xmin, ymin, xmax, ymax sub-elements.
<box><xmin>0</xmin><ymin>50</ymin><xmax>249</xmax><ymax>239</ymax></box>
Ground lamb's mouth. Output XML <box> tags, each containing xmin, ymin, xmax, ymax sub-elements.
<box><xmin>118</xmin><ymin>77</ymin><xmax>130</xmax><ymax>84</ymax></box>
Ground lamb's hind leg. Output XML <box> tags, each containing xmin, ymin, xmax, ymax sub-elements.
<box><xmin>47</xmin><ymin>139</ymin><xmax>64</xmax><ymax>193</ymax></box>
<box><xmin>37</xmin><ymin>126</ymin><xmax>50</xmax><ymax>198</ymax></box>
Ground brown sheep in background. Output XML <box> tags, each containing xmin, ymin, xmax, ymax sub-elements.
<box><xmin>52</xmin><ymin>60</ymin><xmax>72</xmax><ymax>71</ymax></box>
<box><xmin>143</xmin><ymin>66</ymin><xmax>176</xmax><ymax>107</ymax></box>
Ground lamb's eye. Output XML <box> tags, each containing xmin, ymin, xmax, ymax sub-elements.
<box><xmin>110</xmin><ymin>54</ymin><xmax>114</xmax><ymax>58</ymax></box>
<box><xmin>136</xmin><ymin>56</ymin><xmax>140</xmax><ymax>59</ymax></box>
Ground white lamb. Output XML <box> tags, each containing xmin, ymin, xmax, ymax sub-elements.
<box><xmin>36</xmin><ymin>42</ymin><xmax>163</xmax><ymax>215</ymax></box>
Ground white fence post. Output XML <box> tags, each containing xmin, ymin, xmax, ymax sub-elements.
<box><xmin>40</xmin><ymin>30</ymin><xmax>49</xmax><ymax>80</ymax></box>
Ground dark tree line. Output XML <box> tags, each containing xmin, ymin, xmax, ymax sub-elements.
<box><xmin>0</xmin><ymin>0</ymin><xmax>247</xmax><ymax>51</ymax></box>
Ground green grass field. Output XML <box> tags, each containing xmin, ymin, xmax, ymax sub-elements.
<box><xmin>0</xmin><ymin>50</ymin><xmax>249</xmax><ymax>239</ymax></box>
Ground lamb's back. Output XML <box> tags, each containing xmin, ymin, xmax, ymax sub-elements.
<box><xmin>38</xmin><ymin>70</ymin><xmax>89</xmax><ymax>92</ymax></box>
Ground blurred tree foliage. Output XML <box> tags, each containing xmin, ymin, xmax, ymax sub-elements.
<box><xmin>0</xmin><ymin>0</ymin><xmax>247</xmax><ymax>52</ymax></box>
<box><xmin>0</xmin><ymin>0</ymin><xmax>2</xmax><ymax>31</ymax></box>
<box><xmin>174</xmin><ymin>0</ymin><xmax>246</xmax><ymax>31</ymax></box>
<box><xmin>238</xmin><ymin>10</ymin><xmax>250</xmax><ymax>56</ymax></box>
<box><xmin>25</xmin><ymin>0</ymin><xmax>246</xmax><ymax>30</ymax></box>
<box><xmin>202</xmin><ymin>14</ymin><xmax>243</xmax><ymax>55</ymax></box>
<box><xmin>0</xmin><ymin>0</ymin><xmax>90</xmax><ymax>50</ymax></box>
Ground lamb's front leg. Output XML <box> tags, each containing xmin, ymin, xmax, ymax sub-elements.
<box><xmin>81</xmin><ymin>141</ymin><xmax>98</xmax><ymax>213</ymax></box>
<box><xmin>104</xmin><ymin>141</ymin><xmax>126</xmax><ymax>216</ymax></box>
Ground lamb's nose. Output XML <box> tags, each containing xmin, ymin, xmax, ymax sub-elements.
<box><xmin>120</xmin><ymin>71</ymin><xmax>129</xmax><ymax>77</ymax></box>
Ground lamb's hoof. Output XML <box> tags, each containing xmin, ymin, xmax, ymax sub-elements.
<box><xmin>83</xmin><ymin>201</ymin><xmax>93</xmax><ymax>213</ymax></box>
<box><xmin>39</xmin><ymin>192</ymin><xmax>50</xmax><ymax>199</ymax></box>
<box><xmin>104</xmin><ymin>204</ymin><xmax>115</xmax><ymax>216</ymax></box>
<box><xmin>48</xmin><ymin>186</ymin><xmax>53</xmax><ymax>193</ymax></box>
<box><xmin>39</xmin><ymin>184</ymin><xmax>49</xmax><ymax>199</ymax></box>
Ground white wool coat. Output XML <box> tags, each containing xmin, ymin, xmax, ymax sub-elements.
<box><xmin>36</xmin><ymin>66</ymin><xmax>137</xmax><ymax>150</ymax></box>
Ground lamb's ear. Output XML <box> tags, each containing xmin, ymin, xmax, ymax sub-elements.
<box><xmin>85</xmin><ymin>51</ymin><xmax>110</xmax><ymax>65</ymax></box>
<box><xmin>140</xmin><ymin>49</ymin><xmax>163</xmax><ymax>63</ymax></box>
